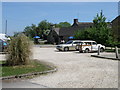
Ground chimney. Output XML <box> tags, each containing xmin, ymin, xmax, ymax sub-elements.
<box><xmin>74</xmin><ymin>19</ymin><xmax>79</xmax><ymax>24</ymax></box>
<box><xmin>50</xmin><ymin>24</ymin><xmax>55</xmax><ymax>30</ymax></box>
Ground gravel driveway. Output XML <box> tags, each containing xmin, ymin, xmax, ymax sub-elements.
<box><xmin>27</xmin><ymin>47</ymin><xmax>118</xmax><ymax>88</ymax></box>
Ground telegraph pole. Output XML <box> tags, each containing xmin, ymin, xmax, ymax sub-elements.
<box><xmin>5</xmin><ymin>20</ymin><xmax>7</xmax><ymax>34</ymax></box>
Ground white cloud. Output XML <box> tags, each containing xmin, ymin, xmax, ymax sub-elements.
<box><xmin>1</xmin><ymin>0</ymin><xmax>120</xmax><ymax>2</ymax></box>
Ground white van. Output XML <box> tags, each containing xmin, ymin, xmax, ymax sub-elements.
<box><xmin>76</xmin><ymin>40</ymin><xmax>105</xmax><ymax>53</ymax></box>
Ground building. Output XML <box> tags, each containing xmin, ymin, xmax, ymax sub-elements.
<box><xmin>47</xmin><ymin>19</ymin><xmax>93</xmax><ymax>44</ymax></box>
<box><xmin>111</xmin><ymin>15</ymin><xmax>120</xmax><ymax>41</ymax></box>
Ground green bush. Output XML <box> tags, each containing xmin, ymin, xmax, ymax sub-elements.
<box><xmin>6</xmin><ymin>34</ymin><xmax>32</xmax><ymax>66</ymax></box>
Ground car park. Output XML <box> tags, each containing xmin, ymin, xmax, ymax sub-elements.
<box><xmin>56</xmin><ymin>40</ymin><xmax>81</xmax><ymax>51</ymax></box>
<box><xmin>76</xmin><ymin>40</ymin><xmax>105</xmax><ymax>53</ymax></box>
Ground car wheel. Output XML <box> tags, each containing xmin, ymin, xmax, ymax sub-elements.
<box><xmin>58</xmin><ymin>49</ymin><xmax>62</xmax><ymax>51</ymax></box>
<box><xmin>100</xmin><ymin>48</ymin><xmax>104</xmax><ymax>52</ymax></box>
<box><xmin>84</xmin><ymin>48</ymin><xmax>89</xmax><ymax>53</ymax></box>
<box><xmin>79</xmin><ymin>50</ymin><xmax>83</xmax><ymax>53</ymax></box>
<box><xmin>64</xmin><ymin>47</ymin><xmax>69</xmax><ymax>51</ymax></box>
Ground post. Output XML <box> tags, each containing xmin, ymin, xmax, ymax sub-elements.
<box><xmin>5</xmin><ymin>20</ymin><xmax>7</xmax><ymax>34</ymax></box>
<box><xmin>98</xmin><ymin>46</ymin><xmax>100</xmax><ymax>55</ymax></box>
<box><xmin>115</xmin><ymin>46</ymin><xmax>119</xmax><ymax>58</ymax></box>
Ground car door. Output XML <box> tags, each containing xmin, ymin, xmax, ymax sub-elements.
<box><xmin>91</xmin><ymin>42</ymin><xmax>98</xmax><ymax>51</ymax></box>
<box><xmin>71</xmin><ymin>41</ymin><xmax>80</xmax><ymax>50</ymax></box>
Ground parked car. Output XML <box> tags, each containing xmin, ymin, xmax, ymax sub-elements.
<box><xmin>56</xmin><ymin>40</ymin><xmax>81</xmax><ymax>51</ymax></box>
<box><xmin>76</xmin><ymin>40</ymin><xmax>105</xmax><ymax>53</ymax></box>
<box><xmin>0</xmin><ymin>39</ymin><xmax>8</xmax><ymax>52</ymax></box>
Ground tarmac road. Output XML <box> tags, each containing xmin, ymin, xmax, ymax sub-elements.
<box><xmin>2</xmin><ymin>80</ymin><xmax>48</xmax><ymax>88</ymax></box>
<box><xmin>2</xmin><ymin>47</ymin><xmax>118</xmax><ymax>88</ymax></box>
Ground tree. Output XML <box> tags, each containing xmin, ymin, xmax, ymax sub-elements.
<box><xmin>6</xmin><ymin>34</ymin><xmax>32</xmax><ymax>66</ymax></box>
<box><xmin>93</xmin><ymin>10</ymin><xmax>113</xmax><ymax>45</ymax></box>
<box><xmin>74</xmin><ymin>27</ymin><xmax>96</xmax><ymax>40</ymax></box>
<box><xmin>23</xmin><ymin>20</ymin><xmax>71</xmax><ymax>41</ymax></box>
<box><xmin>23</xmin><ymin>20</ymin><xmax>52</xmax><ymax>40</ymax></box>
<box><xmin>93</xmin><ymin>10</ymin><xmax>107</xmax><ymax>29</ymax></box>
<box><xmin>74</xmin><ymin>10</ymin><xmax>113</xmax><ymax>46</ymax></box>
<box><xmin>24</xmin><ymin>24</ymin><xmax>37</xmax><ymax>39</ymax></box>
<box><xmin>38</xmin><ymin>20</ymin><xmax>51</xmax><ymax>30</ymax></box>
<box><xmin>55</xmin><ymin>22</ymin><xmax>71</xmax><ymax>28</ymax></box>
<box><xmin>38</xmin><ymin>20</ymin><xmax>52</xmax><ymax>39</ymax></box>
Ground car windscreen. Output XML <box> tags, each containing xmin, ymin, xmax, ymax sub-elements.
<box><xmin>66</xmin><ymin>41</ymin><xmax>73</xmax><ymax>44</ymax></box>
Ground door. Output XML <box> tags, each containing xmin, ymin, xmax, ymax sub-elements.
<box><xmin>91</xmin><ymin>42</ymin><xmax>98</xmax><ymax>51</ymax></box>
<box><xmin>70</xmin><ymin>42</ymin><xmax>80</xmax><ymax>50</ymax></box>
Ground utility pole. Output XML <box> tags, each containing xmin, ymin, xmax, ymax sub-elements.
<box><xmin>5</xmin><ymin>20</ymin><xmax>7</xmax><ymax>34</ymax></box>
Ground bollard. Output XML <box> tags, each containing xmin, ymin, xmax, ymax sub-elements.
<box><xmin>97</xmin><ymin>46</ymin><xmax>100</xmax><ymax>55</ymax></box>
<box><xmin>115</xmin><ymin>46</ymin><xmax>119</xmax><ymax>58</ymax></box>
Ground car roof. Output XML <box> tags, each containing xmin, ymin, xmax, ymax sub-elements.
<box><xmin>72</xmin><ymin>40</ymin><xmax>81</xmax><ymax>42</ymax></box>
<box><xmin>80</xmin><ymin>40</ymin><xmax>96</xmax><ymax>42</ymax></box>
<box><xmin>69</xmin><ymin>40</ymin><xmax>96</xmax><ymax>42</ymax></box>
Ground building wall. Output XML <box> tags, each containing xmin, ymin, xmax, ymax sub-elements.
<box><xmin>112</xmin><ymin>16</ymin><xmax>120</xmax><ymax>41</ymax></box>
<box><xmin>47</xmin><ymin>30</ymin><xmax>60</xmax><ymax>44</ymax></box>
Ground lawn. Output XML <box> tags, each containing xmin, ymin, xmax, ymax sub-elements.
<box><xmin>105</xmin><ymin>49</ymin><xmax>120</xmax><ymax>53</ymax></box>
<box><xmin>0</xmin><ymin>60</ymin><xmax>53</xmax><ymax>77</ymax></box>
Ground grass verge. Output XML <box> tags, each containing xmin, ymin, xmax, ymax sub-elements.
<box><xmin>0</xmin><ymin>60</ymin><xmax>53</xmax><ymax>77</ymax></box>
<box><xmin>105</xmin><ymin>49</ymin><xmax>120</xmax><ymax>53</ymax></box>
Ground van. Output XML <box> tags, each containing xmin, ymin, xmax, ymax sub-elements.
<box><xmin>76</xmin><ymin>40</ymin><xmax>105</xmax><ymax>53</ymax></box>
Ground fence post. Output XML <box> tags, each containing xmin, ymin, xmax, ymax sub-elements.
<box><xmin>115</xmin><ymin>46</ymin><xmax>119</xmax><ymax>58</ymax></box>
<box><xmin>98</xmin><ymin>46</ymin><xmax>100</xmax><ymax>55</ymax></box>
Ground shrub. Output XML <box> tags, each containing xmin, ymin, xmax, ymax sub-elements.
<box><xmin>6</xmin><ymin>34</ymin><xmax>32</xmax><ymax>66</ymax></box>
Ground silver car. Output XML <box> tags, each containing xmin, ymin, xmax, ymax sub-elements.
<box><xmin>56</xmin><ymin>40</ymin><xmax>81</xmax><ymax>51</ymax></box>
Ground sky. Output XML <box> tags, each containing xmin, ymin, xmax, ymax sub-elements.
<box><xmin>1</xmin><ymin>2</ymin><xmax>119</xmax><ymax>36</ymax></box>
<box><xmin>118</xmin><ymin>1</ymin><xmax>120</xmax><ymax>15</ymax></box>
<box><xmin>1</xmin><ymin>0</ymin><xmax>120</xmax><ymax>2</ymax></box>
<box><xmin>0</xmin><ymin>2</ymin><xmax>2</xmax><ymax>33</ymax></box>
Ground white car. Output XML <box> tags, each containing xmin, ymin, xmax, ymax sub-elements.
<box><xmin>56</xmin><ymin>40</ymin><xmax>81</xmax><ymax>51</ymax></box>
<box><xmin>76</xmin><ymin>40</ymin><xmax>105</xmax><ymax>53</ymax></box>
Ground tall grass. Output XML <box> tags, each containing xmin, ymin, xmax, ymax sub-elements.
<box><xmin>6</xmin><ymin>34</ymin><xmax>32</xmax><ymax>66</ymax></box>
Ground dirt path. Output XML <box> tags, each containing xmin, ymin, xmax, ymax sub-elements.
<box><xmin>27</xmin><ymin>47</ymin><xmax>118</xmax><ymax>88</ymax></box>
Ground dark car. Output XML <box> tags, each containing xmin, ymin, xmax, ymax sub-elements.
<box><xmin>0</xmin><ymin>39</ymin><xmax>8</xmax><ymax>52</ymax></box>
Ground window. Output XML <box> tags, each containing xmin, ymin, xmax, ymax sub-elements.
<box><xmin>85</xmin><ymin>42</ymin><xmax>91</xmax><ymax>45</ymax></box>
<box><xmin>66</xmin><ymin>40</ymin><xmax>73</xmax><ymax>44</ymax></box>
<box><xmin>82</xmin><ymin>42</ymin><xmax>86</xmax><ymax>45</ymax></box>
<box><xmin>73</xmin><ymin>42</ymin><xmax>80</xmax><ymax>44</ymax></box>
<box><xmin>92</xmin><ymin>42</ymin><xmax>97</xmax><ymax>45</ymax></box>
